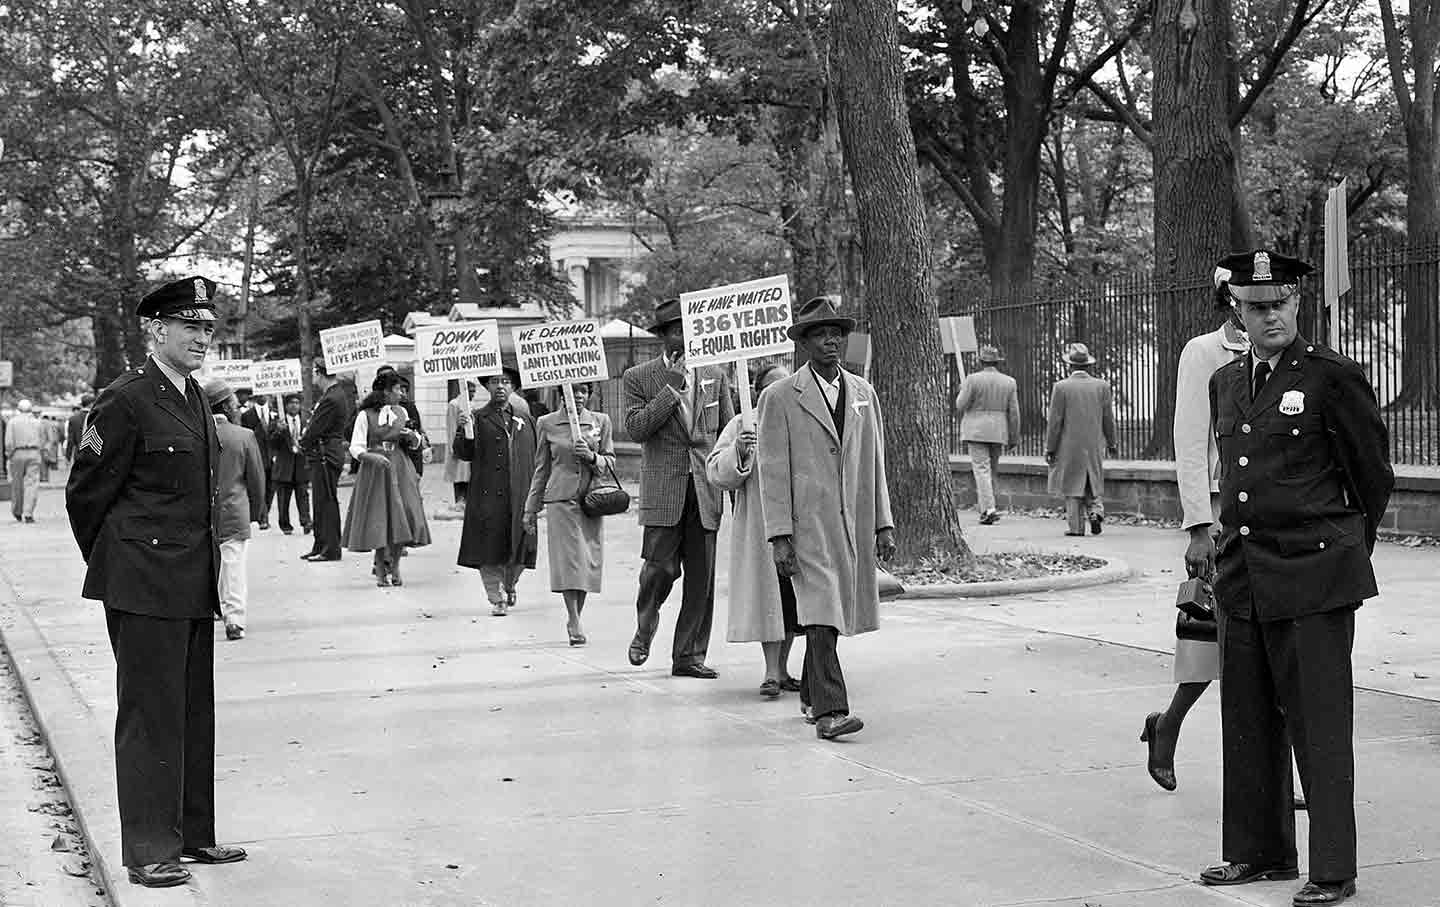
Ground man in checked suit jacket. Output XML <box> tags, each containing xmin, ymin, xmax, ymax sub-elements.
<box><xmin>623</xmin><ymin>298</ymin><xmax>735</xmax><ymax>678</ymax></box>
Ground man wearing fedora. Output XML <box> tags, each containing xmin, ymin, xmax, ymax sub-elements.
<box><xmin>1198</xmin><ymin>250</ymin><xmax>1392</xmax><ymax>906</ymax></box>
<box><xmin>622</xmin><ymin>298</ymin><xmax>735</xmax><ymax>678</ymax></box>
<box><xmin>66</xmin><ymin>276</ymin><xmax>248</xmax><ymax>888</ymax></box>
<box><xmin>758</xmin><ymin>296</ymin><xmax>894</xmax><ymax>740</ymax></box>
<box><xmin>1044</xmin><ymin>342</ymin><xmax>1117</xmax><ymax>536</ymax></box>
<box><xmin>954</xmin><ymin>344</ymin><xmax>1020</xmax><ymax>525</ymax></box>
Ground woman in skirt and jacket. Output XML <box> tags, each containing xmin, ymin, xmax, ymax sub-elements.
<box><xmin>342</xmin><ymin>371</ymin><xmax>431</xmax><ymax>585</ymax></box>
<box><xmin>523</xmin><ymin>381</ymin><xmax>615</xmax><ymax>645</ymax></box>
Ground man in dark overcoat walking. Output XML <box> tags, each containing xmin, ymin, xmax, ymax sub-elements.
<box><xmin>454</xmin><ymin>366</ymin><xmax>537</xmax><ymax>615</ymax></box>
<box><xmin>65</xmin><ymin>276</ymin><xmax>248</xmax><ymax>888</ymax></box>
<box><xmin>299</xmin><ymin>361</ymin><xmax>354</xmax><ymax>562</ymax></box>
<box><xmin>1198</xmin><ymin>250</ymin><xmax>1393</xmax><ymax>907</ymax></box>
<box><xmin>622</xmin><ymin>298</ymin><xmax>734</xmax><ymax>678</ymax></box>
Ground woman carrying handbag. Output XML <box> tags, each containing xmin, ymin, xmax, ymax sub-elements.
<box><xmin>522</xmin><ymin>381</ymin><xmax>618</xmax><ymax>645</ymax></box>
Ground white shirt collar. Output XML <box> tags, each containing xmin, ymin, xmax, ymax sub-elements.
<box><xmin>1252</xmin><ymin>349</ymin><xmax>1282</xmax><ymax>375</ymax></box>
<box><xmin>809</xmin><ymin>363</ymin><xmax>842</xmax><ymax>392</ymax></box>
<box><xmin>150</xmin><ymin>357</ymin><xmax>191</xmax><ymax>397</ymax></box>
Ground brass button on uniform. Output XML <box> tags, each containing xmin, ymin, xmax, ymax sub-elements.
<box><xmin>1239</xmin><ymin>526</ymin><xmax>1250</xmax><ymax>536</ymax></box>
<box><xmin>1238</xmin><ymin>491</ymin><xmax>1249</xmax><ymax>502</ymax></box>
<box><xmin>1319</xmin><ymin>541</ymin><xmax>1327</xmax><ymax>549</ymax></box>
<box><xmin>168</xmin><ymin>446</ymin><xmax>175</xmax><ymax>452</ymax></box>
<box><xmin>1241</xmin><ymin>424</ymin><xmax>1251</xmax><ymax>434</ymax></box>
<box><xmin>151</xmin><ymin>538</ymin><xmax>159</xmax><ymax>545</ymax></box>
<box><xmin>1291</xmin><ymin>428</ymin><xmax>1300</xmax><ymax>436</ymax></box>
<box><xmin>1238</xmin><ymin>456</ymin><xmax>1249</xmax><ymax>467</ymax></box>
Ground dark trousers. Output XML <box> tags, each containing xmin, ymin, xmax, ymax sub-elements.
<box><xmin>799</xmin><ymin>626</ymin><xmax>849</xmax><ymax>718</ymax></box>
<box><xmin>275</xmin><ymin>480</ymin><xmax>311</xmax><ymax>531</ymax></box>
<box><xmin>105</xmin><ymin>610</ymin><xmax>216</xmax><ymax>867</ymax></box>
<box><xmin>259</xmin><ymin>468</ymin><xmax>275</xmax><ymax>523</ymax></box>
<box><xmin>635</xmin><ymin>478</ymin><xmax>716</xmax><ymax>668</ymax></box>
<box><xmin>453</xmin><ymin>482</ymin><xmax>469</xmax><ymax>506</ymax></box>
<box><xmin>310</xmin><ymin>460</ymin><xmax>342</xmax><ymax>558</ymax></box>
<box><xmin>1219</xmin><ymin>606</ymin><xmax>1357</xmax><ymax>882</ymax></box>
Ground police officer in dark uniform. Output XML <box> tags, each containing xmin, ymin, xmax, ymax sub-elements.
<box><xmin>66</xmin><ymin>277</ymin><xmax>248</xmax><ymax>888</ymax></box>
<box><xmin>1198</xmin><ymin>251</ymin><xmax>1393</xmax><ymax>906</ymax></box>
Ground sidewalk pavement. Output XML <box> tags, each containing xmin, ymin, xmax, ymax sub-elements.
<box><xmin>1</xmin><ymin>473</ymin><xmax>1437</xmax><ymax>907</ymax></box>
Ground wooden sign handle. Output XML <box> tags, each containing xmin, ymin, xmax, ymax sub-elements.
<box><xmin>736</xmin><ymin>359</ymin><xmax>754</xmax><ymax>429</ymax></box>
<box><xmin>561</xmin><ymin>382</ymin><xmax>582</xmax><ymax>443</ymax></box>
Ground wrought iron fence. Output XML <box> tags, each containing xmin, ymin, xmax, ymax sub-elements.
<box><xmin>938</xmin><ymin>237</ymin><xmax>1440</xmax><ymax>466</ymax></box>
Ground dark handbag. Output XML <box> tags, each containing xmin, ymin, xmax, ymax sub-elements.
<box><xmin>1174</xmin><ymin>577</ymin><xmax>1218</xmax><ymax>642</ymax></box>
<box><xmin>579</xmin><ymin>463</ymin><xmax>631</xmax><ymax>517</ymax></box>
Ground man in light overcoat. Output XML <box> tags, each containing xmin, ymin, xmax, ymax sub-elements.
<box><xmin>954</xmin><ymin>344</ymin><xmax>1020</xmax><ymax>525</ymax></box>
<box><xmin>622</xmin><ymin>298</ymin><xmax>735</xmax><ymax>678</ymax></box>
<box><xmin>1044</xmin><ymin>342</ymin><xmax>1117</xmax><ymax>536</ymax></box>
<box><xmin>758</xmin><ymin>296</ymin><xmax>895</xmax><ymax>741</ymax></box>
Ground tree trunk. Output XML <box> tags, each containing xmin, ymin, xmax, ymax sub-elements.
<box><xmin>833</xmin><ymin>0</ymin><xmax>970</xmax><ymax>563</ymax></box>
<box><xmin>1382</xmin><ymin>0</ymin><xmax>1440</xmax><ymax>407</ymax></box>
<box><xmin>1146</xmin><ymin>0</ymin><xmax>1245</xmax><ymax>457</ymax></box>
<box><xmin>295</xmin><ymin>180</ymin><xmax>317</xmax><ymax>408</ymax></box>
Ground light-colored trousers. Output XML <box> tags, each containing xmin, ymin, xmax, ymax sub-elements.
<box><xmin>218</xmin><ymin>538</ymin><xmax>249</xmax><ymax>628</ymax></box>
<box><xmin>480</xmin><ymin>564</ymin><xmax>525</xmax><ymax>604</ymax></box>
<box><xmin>8</xmin><ymin>450</ymin><xmax>41</xmax><ymax>519</ymax></box>
<box><xmin>966</xmin><ymin>441</ymin><xmax>1003</xmax><ymax>514</ymax></box>
<box><xmin>1065</xmin><ymin>478</ymin><xmax>1105</xmax><ymax>534</ymax></box>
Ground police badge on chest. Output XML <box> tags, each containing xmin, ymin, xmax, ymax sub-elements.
<box><xmin>1279</xmin><ymin>390</ymin><xmax>1305</xmax><ymax>416</ymax></box>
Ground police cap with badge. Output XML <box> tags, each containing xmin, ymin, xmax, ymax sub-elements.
<box><xmin>136</xmin><ymin>276</ymin><xmax>218</xmax><ymax>322</ymax></box>
<box><xmin>1213</xmin><ymin>249</ymin><xmax>1314</xmax><ymax>303</ymax></box>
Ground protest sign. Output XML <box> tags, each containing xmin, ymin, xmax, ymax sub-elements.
<box><xmin>413</xmin><ymin>320</ymin><xmax>502</xmax><ymax>381</ymax></box>
<box><xmin>514</xmin><ymin>320</ymin><xmax>609</xmax><ymax>441</ymax></box>
<box><xmin>198</xmin><ymin>358</ymin><xmax>253</xmax><ymax>389</ymax></box>
<box><xmin>679</xmin><ymin>274</ymin><xmax>794</xmax><ymax>426</ymax></box>
<box><xmin>678</xmin><ymin>274</ymin><xmax>793</xmax><ymax>370</ymax></box>
<box><xmin>251</xmin><ymin>359</ymin><xmax>303</xmax><ymax>396</ymax></box>
<box><xmin>513</xmin><ymin>320</ymin><xmax>608</xmax><ymax>388</ymax></box>
<box><xmin>319</xmin><ymin>320</ymin><xmax>384</xmax><ymax>372</ymax></box>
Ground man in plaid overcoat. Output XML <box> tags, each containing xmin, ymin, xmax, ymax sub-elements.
<box><xmin>623</xmin><ymin>298</ymin><xmax>735</xmax><ymax>677</ymax></box>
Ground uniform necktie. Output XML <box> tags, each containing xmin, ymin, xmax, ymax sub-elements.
<box><xmin>1253</xmin><ymin>360</ymin><xmax>1272</xmax><ymax>401</ymax></box>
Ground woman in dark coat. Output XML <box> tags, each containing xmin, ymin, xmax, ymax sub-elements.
<box><xmin>454</xmin><ymin>367</ymin><xmax>538</xmax><ymax>616</ymax></box>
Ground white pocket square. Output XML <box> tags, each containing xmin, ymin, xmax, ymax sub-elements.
<box><xmin>851</xmin><ymin>398</ymin><xmax>871</xmax><ymax>414</ymax></box>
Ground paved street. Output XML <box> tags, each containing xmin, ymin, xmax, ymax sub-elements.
<box><xmin>1</xmin><ymin>470</ymin><xmax>1437</xmax><ymax>906</ymax></box>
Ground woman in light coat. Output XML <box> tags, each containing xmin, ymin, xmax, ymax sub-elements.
<box><xmin>522</xmin><ymin>381</ymin><xmax>614</xmax><ymax>645</ymax></box>
<box><xmin>707</xmin><ymin>364</ymin><xmax>798</xmax><ymax>698</ymax></box>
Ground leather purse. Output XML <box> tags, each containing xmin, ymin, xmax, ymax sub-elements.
<box><xmin>579</xmin><ymin>463</ymin><xmax>631</xmax><ymax>517</ymax></box>
<box><xmin>1174</xmin><ymin>577</ymin><xmax>1218</xmax><ymax>642</ymax></box>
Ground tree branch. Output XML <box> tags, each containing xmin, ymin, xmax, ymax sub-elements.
<box><xmin>1231</xmin><ymin>0</ymin><xmax>1334</xmax><ymax>127</ymax></box>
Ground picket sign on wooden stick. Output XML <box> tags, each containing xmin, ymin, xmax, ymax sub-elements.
<box><xmin>560</xmin><ymin>382</ymin><xmax>582</xmax><ymax>444</ymax></box>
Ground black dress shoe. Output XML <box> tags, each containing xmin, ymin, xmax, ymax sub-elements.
<box><xmin>1292</xmin><ymin>879</ymin><xmax>1356</xmax><ymax>905</ymax></box>
<box><xmin>182</xmin><ymin>844</ymin><xmax>248</xmax><ymax>864</ymax></box>
<box><xmin>672</xmin><ymin>663</ymin><xmax>719</xmax><ymax>679</ymax></box>
<box><xmin>257</xmin><ymin>520</ymin><xmax>269</xmax><ymax>530</ymax></box>
<box><xmin>300</xmin><ymin>552</ymin><xmax>320</xmax><ymax>561</ymax></box>
<box><xmin>306</xmin><ymin>554</ymin><xmax>341</xmax><ymax>562</ymax></box>
<box><xmin>128</xmin><ymin>861</ymin><xmax>191</xmax><ymax>887</ymax></box>
<box><xmin>1200</xmin><ymin>862</ymin><xmax>1300</xmax><ymax>886</ymax></box>
<box><xmin>816</xmin><ymin>713</ymin><xmax>864</xmax><ymax>740</ymax></box>
<box><xmin>1140</xmin><ymin>711</ymin><xmax>1177</xmax><ymax>791</ymax></box>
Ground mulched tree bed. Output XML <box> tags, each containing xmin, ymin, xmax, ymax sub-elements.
<box><xmin>891</xmin><ymin>551</ymin><xmax>1107</xmax><ymax>586</ymax></box>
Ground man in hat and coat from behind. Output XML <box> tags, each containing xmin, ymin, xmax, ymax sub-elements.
<box><xmin>622</xmin><ymin>298</ymin><xmax>735</xmax><ymax>678</ymax></box>
<box><xmin>758</xmin><ymin>296</ymin><xmax>895</xmax><ymax>740</ymax></box>
<box><xmin>1197</xmin><ymin>250</ymin><xmax>1392</xmax><ymax>906</ymax></box>
<box><xmin>5</xmin><ymin>398</ymin><xmax>44</xmax><ymax>522</ymax></box>
<box><xmin>203</xmin><ymin>377</ymin><xmax>265</xmax><ymax>641</ymax></box>
<box><xmin>65</xmin><ymin>276</ymin><xmax>248</xmax><ymax>888</ymax></box>
<box><xmin>954</xmin><ymin>344</ymin><xmax>1021</xmax><ymax>525</ymax></box>
<box><xmin>1044</xmin><ymin>342</ymin><xmax>1117</xmax><ymax>536</ymax></box>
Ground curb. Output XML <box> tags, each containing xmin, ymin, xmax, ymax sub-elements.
<box><xmin>897</xmin><ymin>556</ymin><xmax>1133</xmax><ymax>599</ymax></box>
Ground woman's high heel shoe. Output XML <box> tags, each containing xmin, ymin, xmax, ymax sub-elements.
<box><xmin>1141</xmin><ymin>711</ymin><xmax>1178</xmax><ymax>791</ymax></box>
<box><xmin>566</xmin><ymin>622</ymin><xmax>586</xmax><ymax>646</ymax></box>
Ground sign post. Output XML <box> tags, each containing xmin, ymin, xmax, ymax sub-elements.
<box><xmin>513</xmin><ymin>320</ymin><xmax>609</xmax><ymax>443</ymax></box>
<box><xmin>938</xmin><ymin>315</ymin><xmax>978</xmax><ymax>378</ymax></box>
<box><xmin>1324</xmin><ymin>179</ymin><xmax>1351</xmax><ymax>351</ymax></box>
<box><xmin>319</xmin><ymin>320</ymin><xmax>385</xmax><ymax>373</ymax></box>
<box><xmin>679</xmin><ymin>274</ymin><xmax>794</xmax><ymax>427</ymax></box>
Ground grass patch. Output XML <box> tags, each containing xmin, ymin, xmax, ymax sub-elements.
<box><xmin>893</xmin><ymin>551</ymin><xmax>1107</xmax><ymax>585</ymax></box>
